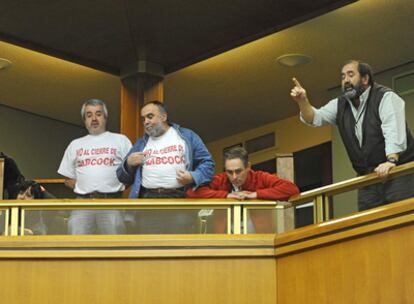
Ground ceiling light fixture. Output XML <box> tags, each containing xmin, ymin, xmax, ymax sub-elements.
<box><xmin>0</xmin><ymin>58</ymin><xmax>12</xmax><ymax>70</ymax></box>
<box><xmin>276</xmin><ymin>54</ymin><xmax>312</xmax><ymax>67</ymax></box>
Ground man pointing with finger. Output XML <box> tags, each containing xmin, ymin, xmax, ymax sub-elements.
<box><xmin>117</xmin><ymin>101</ymin><xmax>214</xmax><ymax>233</ymax></box>
<box><xmin>290</xmin><ymin>60</ymin><xmax>414</xmax><ymax>211</ymax></box>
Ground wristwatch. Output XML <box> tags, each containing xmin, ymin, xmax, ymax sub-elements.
<box><xmin>387</xmin><ymin>157</ymin><xmax>398</xmax><ymax>165</ymax></box>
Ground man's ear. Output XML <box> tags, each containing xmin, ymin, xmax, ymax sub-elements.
<box><xmin>247</xmin><ymin>162</ymin><xmax>251</xmax><ymax>170</ymax></box>
<box><xmin>161</xmin><ymin>113</ymin><xmax>168</xmax><ymax>122</ymax></box>
<box><xmin>361</xmin><ymin>75</ymin><xmax>370</xmax><ymax>87</ymax></box>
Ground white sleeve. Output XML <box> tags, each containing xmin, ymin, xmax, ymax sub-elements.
<box><xmin>379</xmin><ymin>91</ymin><xmax>407</xmax><ymax>155</ymax></box>
<box><xmin>57</xmin><ymin>142</ymin><xmax>77</xmax><ymax>179</ymax></box>
<box><xmin>120</xmin><ymin>135</ymin><xmax>133</xmax><ymax>158</ymax></box>
<box><xmin>300</xmin><ymin>98</ymin><xmax>339</xmax><ymax>127</ymax></box>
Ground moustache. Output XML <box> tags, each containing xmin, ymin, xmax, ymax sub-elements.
<box><xmin>344</xmin><ymin>89</ymin><xmax>357</xmax><ymax>99</ymax></box>
<box><xmin>342</xmin><ymin>83</ymin><xmax>357</xmax><ymax>99</ymax></box>
<box><xmin>343</xmin><ymin>83</ymin><xmax>354</xmax><ymax>91</ymax></box>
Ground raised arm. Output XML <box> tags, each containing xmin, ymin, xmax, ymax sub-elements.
<box><xmin>290</xmin><ymin>77</ymin><xmax>315</xmax><ymax>124</ymax></box>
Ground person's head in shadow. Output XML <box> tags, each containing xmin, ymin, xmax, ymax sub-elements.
<box><xmin>15</xmin><ymin>180</ymin><xmax>59</xmax><ymax>236</ymax></box>
<box><xmin>1</xmin><ymin>152</ymin><xmax>25</xmax><ymax>199</ymax></box>
<box><xmin>15</xmin><ymin>180</ymin><xmax>45</xmax><ymax>200</ymax></box>
<box><xmin>15</xmin><ymin>180</ymin><xmax>65</xmax><ymax>235</ymax></box>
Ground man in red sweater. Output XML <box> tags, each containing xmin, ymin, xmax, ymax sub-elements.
<box><xmin>186</xmin><ymin>147</ymin><xmax>299</xmax><ymax>233</ymax></box>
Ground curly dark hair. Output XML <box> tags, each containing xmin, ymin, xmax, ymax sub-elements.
<box><xmin>15</xmin><ymin>180</ymin><xmax>44</xmax><ymax>199</ymax></box>
<box><xmin>343</xmin><ymin>60</ymin><xmax>374</xmax><ymax>86</ymax></box>
<box><xmin>1</xmin><ymin>152</ymin><xmax>25</xmax><ymax>199</ymax></box>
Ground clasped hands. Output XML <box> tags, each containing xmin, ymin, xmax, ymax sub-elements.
<box><xmin>227</xmin><ymin>191</ymin><xmax>257</xmax><ymax>200</ymax></box>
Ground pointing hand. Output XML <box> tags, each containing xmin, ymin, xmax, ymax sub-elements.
<box><xmin>290</xmin><ymin>77</ymin><xmax>308</xmax><ymax>103</ymax></box>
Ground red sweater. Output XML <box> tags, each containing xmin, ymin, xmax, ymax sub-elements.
<box><xmin>186</xmin><ymin>170</ymin><xmax>299</xmax><ymax>200</ymax></box>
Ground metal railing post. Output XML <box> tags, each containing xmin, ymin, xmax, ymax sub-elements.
<box><xmin>233</xmin><ymin>205</ymin><xmax>242</xmax><ymax>234</ymax></box>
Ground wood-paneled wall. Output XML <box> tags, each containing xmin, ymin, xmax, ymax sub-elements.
<box><xmin>0</xmin><ymin>235</ymin><xmax>277</xmax><ymax>304</ymax></box>
<box><xmin>276</xmin><ymin>197</ymin><xmax>414</xmax><ymax>304</ymax></box>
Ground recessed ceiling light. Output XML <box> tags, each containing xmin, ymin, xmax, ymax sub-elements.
<box><xmin>0</xmin><ymin>58</ymin><xmax>12</xmax><ymax>70</ymax></box>
<box><xmin>276</xmin><ymin>54</ymin><xmax>312</xmax><ymax>67</ymax></box>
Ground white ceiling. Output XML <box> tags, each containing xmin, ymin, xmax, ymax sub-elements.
<box><xmin>0</xmin><ymin>0</ymin><xmax>413</xmax><ymax>142</ymax></box>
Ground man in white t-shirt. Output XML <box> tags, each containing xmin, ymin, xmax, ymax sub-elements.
<box><xmin>117</xmin><ymin>101</ymin><xmax>214</xmax><ymax>234</ymax></box>
<box><xmin>58</xmin><ymin>99</ymin><xmax>132</xmax><ymax>234</ymax></box>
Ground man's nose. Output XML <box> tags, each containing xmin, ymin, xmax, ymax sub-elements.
<box><xmin>344</xmin><ymin>75</ymin><xmax>351</xmax><ymax>83</ymax></box>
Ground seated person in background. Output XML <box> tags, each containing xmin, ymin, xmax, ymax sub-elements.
<box><xmin>16</xmin><ymin>180</ymin><xmax>55</xmax><ymax>200</ymax></box>
<box><xmin>0</xmin><ymin>155</ymin><xmax>65</xmax><ymax>235</ymax></box>
<box><xmin>1</xmin><ymin>152</ymin><xmax>25</xmax><ymax>199</ymax></box>
<box><xmin>187</xmin><ymin>147</ymin><xmax>300</xmax><ymax>233</ymax></box>
<box><xmin>15</xmin><ymin>181</ymin><xmax>68</xmax><ymax>235</ymax></box>
<box><xmin>0</xmin><ymin>153</ymin><xmax>27</xmax><ymax>234</ymax></box>
<box><xmin>14</xmin><ymin>180</ymin><xmax>50</xmax><ymax>235</ymax></box>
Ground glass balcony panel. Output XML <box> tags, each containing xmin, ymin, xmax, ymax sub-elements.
<box><xmin>0</xmin><ymin>210</ymin><xmax>7</xmax><ymax>235</ymax></box>
<box><xmin>245</xmin><ymin>206</ymin><xmax>294</xmax><ymax>234</ymax></box>
<box><xmin>23</xmin><ymin>208</ymin><xmax>229</xmax><ymax>235</ymax></box>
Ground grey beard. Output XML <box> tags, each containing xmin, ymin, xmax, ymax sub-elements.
<box><xmin>343</xmin><ymin>85</ymin><xmax>365</xmax><ymax>100</ymax></box>
<box><xmin>145</xmin><ymin>123</ymin><xmax>166</xmax><ymax>137</ymax></box>
<box><xmin>344</xmin><ymin>88</ymin><xmax>357</xmax><ymax>99</ymax></box>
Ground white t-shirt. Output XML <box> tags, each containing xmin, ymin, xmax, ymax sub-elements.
<box><xmin>142</xmin><ymin>127</ymin><xmax>187</xmax><ymax>189</ymax></box>
<box><xmin>58</xmin><ymin>131</ymin><xmax>132</xmax><ymax>194</ymax></box>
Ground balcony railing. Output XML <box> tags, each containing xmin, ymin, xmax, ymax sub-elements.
<box><xmin>0</xmin><ymin>199</ymin><xmax>293</xmax><ymax>236</ymax></box>
<box><xmin>2</xmin><ymin>159</ymin><xmax>414</xmax><ymax>236</ymax></box>
<box><xmin>289</xmin><ymin>161</ymin><xmax>414</xmax><ymax>223</ymax></box>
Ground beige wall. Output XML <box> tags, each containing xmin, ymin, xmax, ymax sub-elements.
<box><xmin>207</xmin><ymin>115</ymin><xmax>331</xmax><ymax>172</ymax></box>
<box><xmin>0</xmin><ymin>105</ymin><xmax>85</xmax><ymax>179</ymax></box>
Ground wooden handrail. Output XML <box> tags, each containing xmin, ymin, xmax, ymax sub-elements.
<box><xmin>35</xmin><ymin>162</ymin><xmax>414</xmax><ymax>206</ymax></box>
<box><xmin>288</xmin><ymin>161</ymin><xmax>414</xmax><ymax>224</ymax></box>
<box><xmin>0</xmin><ymin>198</ymin><xmax>285</xmax><ymax>207</ymax></box>
<box><xmin>34</xmin><ymin>179</ymin><xmax>65</xmax><ymax>184</ymax></box>
<box><xmin>289</xmin><ymin>161</ymin><xmax>414</xmax><ymax>205</ymax></box>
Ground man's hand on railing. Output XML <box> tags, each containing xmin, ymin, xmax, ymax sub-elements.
<box><xmin>227</xmin><ymin>191</ymin><xmax>257</xmax><ymax>200</ymax></box>
<box><xmin>374</xmin><ymin>161</ymin><xmax>396</xmax><ymax>177</ymax></box>
<box><xmin>64</xmin><ymin>179</ymin><xmax>76</xmax><ymax>189</ymax></box>
<box><xmin>241</xmin><ymin>191</ymin><xmax>257</xmax><ymax>199</ymax></box>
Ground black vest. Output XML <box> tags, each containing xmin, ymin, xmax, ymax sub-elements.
<box><xmin>336</xmin><ymin>83</ymin><xmax>414</xmax><ymax>175</ymax></box>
